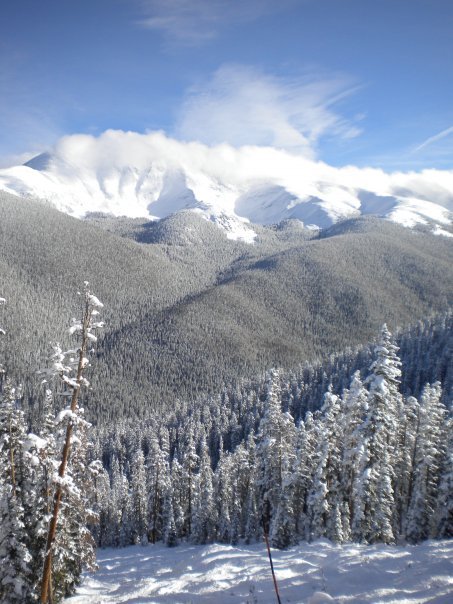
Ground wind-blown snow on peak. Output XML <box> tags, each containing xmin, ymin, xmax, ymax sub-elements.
<box><xmin>0</xmin><ymin>130</ymin><xmax>452</xmax><ymax>241</ymax></box>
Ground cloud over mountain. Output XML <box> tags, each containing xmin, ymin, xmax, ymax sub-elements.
<box><xmin>0</xmin><ymin>129</ymin><xmax>451</xmax><ymax>241</ymax></box>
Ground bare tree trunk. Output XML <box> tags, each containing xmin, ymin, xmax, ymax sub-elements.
<box><xmin>40</xmin><ymin>296</ymin><xmax>91</xmax><ymax>603</ymax></box>
<box><xmin>8</xmin><ymin>411</ymin><xmax>17</xmax><ymax>498</ymax></box>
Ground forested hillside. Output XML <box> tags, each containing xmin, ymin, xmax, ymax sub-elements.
<box><xmin>1</xmin><ymin>191</ymin><xmax>452</xmax><ymax>422</ymax></box>
<box><xmin>1</xmin><ymin>194</ymin><xmax>452</xmax><ymax>602</ymax></box>
<box><xmin>90</xmin><ymin>320</ymin><xmax>452</xmax><ymax>549</ymax></box>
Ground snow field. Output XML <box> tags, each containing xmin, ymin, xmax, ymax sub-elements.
<box><xmin>68</xmin><ymin>539</ymin><xmax>453</xmax><ymax>603</ymax></box>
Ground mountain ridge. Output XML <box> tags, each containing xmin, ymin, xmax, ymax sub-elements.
<box><xmin>1</xmin><ymin>189</ymin><xmax>452</xmax><ymax>419</ymax></box>
<box><xmin>1</xmin><ymin>131</ymin><xmax>452</xmax><ymax>241</ymax></box>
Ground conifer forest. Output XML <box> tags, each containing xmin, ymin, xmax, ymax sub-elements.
<box><xmin>2</xmin><ymin>2</ymin><xmax>453</xmax><ymax>601</ymax></box>
<box><xmin>0</xmin><ymin>267</ymin><xmax>452</xmax><ymax>601</ymax></box>
<box><xmin>0</xmin><ymin>192</ymin><xmax>452</xmax><ymax>603</ymax></box>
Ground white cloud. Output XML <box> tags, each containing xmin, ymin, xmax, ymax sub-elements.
<box><xmin>175</xmin><ymin>65</ymin><xmax>362</xmax><ymax>157</ymax></box>
<box><xmin>137</xmin><ymin>0</ymin><xmax>293</xmax><ymax>45</ymax></box>
<box><xmin>1</xmin><ymin>130</ymin><xmax>451</xmax><ymax>231</ymax></box>
<box><xmin>413</xmin><ymin>125</ymin><xmax>453</xmax><ymax>153</ymax></box>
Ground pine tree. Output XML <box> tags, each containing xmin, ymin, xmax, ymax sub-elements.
<box><xmin>192</xmin><ymin>436</ymin><xmax>217</xmax><ymax>544</ymax></box>
<box><xmin>406</xmin><ymin>383</ymin><xmax>447</xmax><ymax>542</ymax></box>
<box><xmin>39</xmin><ymin>283</ymin><xmax>104</xmax><ymax>603</ymax></box>
<box><xmin>307</xmin><ymin>418</ymin><xmax>329</xmax><ymax>541</ymax></box>
<box><xmin>256</xmin><ymin>370</ymin><xmax>296</xmax><ymax>535</ymax></box>
<box><xmin>110</xmin><ymin>458</ymin><xmax>133</xmax><ymax>547</ymax></box>
<box><xmin>339</xmin><ymin>372</ymin><xmax>368</xmax><ymax>534</ymax></box>
<box><xmin>394</xmin><ymin>395</ymin><xmax>420</xmax><ymax>536</ymax></box>
<box><xmin>229</xmin><ymin>441</ymin><xmax>252</xmax><ymax>544</ymax></box>
<box><xmin>435</xmin><ymin>417</ymin><xmax>453</xmax><ymax>538</ymax></box>
<box><xmin>163</xmin><ymin>490</ymin><xmax>178</xmax><ymax>547</ymax></box>
<box><xmin>147</xmin><ymin>435</ymin><xmax>170</xmax><ymax>543</ymax></box>
<box><xmin>243</xmin><ymin>434</ymin><xmax>260</xmax><ymax>544</ymax></box>
<box><xmin>271</xmin><ymin>470</ymin><xmax>297</xmax><ymax>549</ymax></box>
<box><xmin>169</xmin><ymin>458</ymin><xmax>186</xmax><ymax>540</ymax></box>
<box><xmin>352</xmin><ymin>325</ymin><xmax>402</xmax><ymax>543</ymax></box>
<box><xmin>18</xmin><ymin>389</ymin><xmax>60</xmax><ymax>600</ymax></box>
<box><xmin>0</xmin><ymin>381</ymin><xmax>33</xmax><ymax>603</ymax></box>
<box><xmin>130</xmin><ymin>449</ymin><xmax>148</xmax><ymax>544</ymax></box>
<box><xmin>292</xmin><ymin>413</ymin><xmax>317</xmax><ymax>541</ymax></box>
<box><xmin>215</xmin><ymin>444</ymin><xmax>233</xmax><ymax>543</ymax></box>
<box><xmin>180</xmin><ymin>425</ymin><xmax>199</xmax><ymax>538</ymax></box>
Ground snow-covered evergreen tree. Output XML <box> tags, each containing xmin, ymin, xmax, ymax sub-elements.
<box><xmin>180</xmin><ymin>425</ymin><xmax>199</xmax><ymax>538</ymax></box>
<box><xmin>339</xmin><ymin>371</ymin><xmax>368</xmax><ymax>535</ymax></box>
<box><xmin>243</xmin><ymin>434</ymin><xmax>260</xmax><ymax>544</ymax></box>
<box><xmin>271</xmin><ymin>472</ymin><xmax>297</xmax><ymax>548</ymax></box>
<box><xmin>307</xmin><ymin>415</ymin><xmax>330</xmax><ymax>541</ymax></box>
<box><xmin>110</xmin><ymin>456</ymin><xmax>133</xmax><ymax>546</ymax></box>
<box><xmin>352</xmin><ymin>325</ymin><xmax>402</xmax><ymax>543</ymax></box>
<box><xmin>292</xmin><ymin>413</ymin><xmax>317</xmax><ymax>540</ymax></box>
<box><xmin>51</xmin><ymin>407</ymin><xmax>98</xmax><ymax>600</ymax></box>
<box><xmin>435</xmin><ymin>417</ymin><xmax>453</xmax><ymax>538</ymax></box>
<box><xmin>256</xmin><ymin>370</ymin><xmax>296</xmax><ymax>536</ymax></box>
<box><xmin>215</xmin><ymin>443</ymin><xmax>233</xmax><ymax>543</ymax></box>
<box><xmin>147</xmin><ymin>435</ymin><xmax>170</xmax><ymax>543</ymax></box>
<box><xmin>394</xmin><ymin>395</ymin><xmax>420</xmax><ymax>536</ymax></box>
<box><xmin>131</xmin><ymin>449</ymin><xmax>148</xmax><ymax>544</ymax></box>
<box><xmin>39</xmin><ymin>283</ymin><xmax>104</xmax><ymax>603</ymax></box>
<box><xmin>0</xmin><ymin>381</ymin><xmax>33</xmax><ymax>603</ymax></box>
<box><xmin>406</xmin><ymin>383</ymin><xmax>447</xmax><ymax>542</ymax></box>
<box><xmin>162</xmin><ymin>490</ymin><xmax>178</xmax><ymax>547</ymax></box>
<box><xmin>192</xmin><ymin>436</ymin><xmax>217</xmax><ymax>544</ymax></box>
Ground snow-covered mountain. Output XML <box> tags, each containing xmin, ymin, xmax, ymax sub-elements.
<box><xmin>1</xmin><ymin>130</ymin><xmax>452</xmax><ymax>241</ymax></box>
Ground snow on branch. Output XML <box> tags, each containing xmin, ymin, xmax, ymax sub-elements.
<box><xmin>88</xmin><ymin>294</ymin><xmax>104</xmax><ymax>308</ymax></box>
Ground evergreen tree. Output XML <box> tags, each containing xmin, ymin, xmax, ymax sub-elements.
<box><xmin>110</xmin><ymin>457</ymin><xmax>133</xmax><ymax>547</ymax></box>
<box><xmin>243</xmin><ymin>434</ymin><xmax>260</xmax><ymax>544</ymax></box>
<box><xmin>169</xmin><ymin>458</ymin><xmax>186</xmax><ymax>540</ymax></box>
<box><xmin>162</xmin><ymin>490</ymin><xmax>178</xmax><ymax>547</ymax></box>
<box><xmin>435</xmin><ymin>417</ymin><xmax>453</xmax><ymax>538</ymax></box>
<box><xmin>192</xmin><ymin>436</ymin><xmax>217</xmax><ymax>544</ymax></box>
<box><xmin>147</xmin><ymin>435</ymin><xmax>170</xmax><ymax>543</ymax></box>
<box><xmin>180</xmin><ymin>425</ymin><xmax>199</xmax><ymax>538</ymax></box>
<box><xmin>22</xmin><ymin>390</ymin><xmax>59</xmax><ymax>599</ymax></box>
<box><xmin>0</xmin><ymin>381</ymin><xmax>33</xmax><ymax>603</ymax></box>
<box><xmin>215</xmin><ymin>444</ymin><xmax>233</xmax><ymax>543</ymax></box>
<box><xmin>339</xmin><ymin>372</ymin><xmax>368</xmax><ymax>534</ymax></box>
<box><xmin>292</xmin><ymin>413</ymin><xmax>317</xmax><ymax>540</ymax></box>
<box><xmin>394</xmin><ymin>395</ymin><xmax>420</xmax><ymax>536</ymax></box>
<box><xmin>271</xmin><ymin>470</ymin><xmax>297</xmax><ymax>549</ymax></box>
<box><xmin>39</xmin><ymin>284</ymin><xmax>104</xmax><ymax>603</ymax></box>
<box><xmin>130</xmin><ymin>449</ymin><xmax>148</xmax><ymax>544</ymax></box>
<box><xmin>307</xmin><ymin>416</ymin><xmax>329</xmax><ymax>541</ymax></box>
<box><xmin>352</xmin><ymin>325</ymin><xmax>402</xmax><ymax>543</ymax></box>
<box><xmin>256</xmin><ymin>370</ymin><xmax>296</xmax><ymax>535</ymax></box>
<box><xmin>51</xmin><ymin>405</ymin><xmax>99</xmax><ymax>600</ymax></box>
<box><xmin>406</xmin><ymin>383</ymin><xmax>447</xmax><ymax>542</ymax></box>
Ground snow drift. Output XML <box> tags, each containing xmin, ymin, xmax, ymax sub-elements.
<box><xmin>68</xmin><ymin>539</ymin><xmax>453</xmax><ymax>603</ymax></box>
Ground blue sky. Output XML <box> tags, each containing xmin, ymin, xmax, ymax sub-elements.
<box><xmin>1</xmin><ymin>0</ymin><xmax>452</xmax><ymax>170</ymax></box>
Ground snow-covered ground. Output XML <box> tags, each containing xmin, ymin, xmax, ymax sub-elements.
<box><xmin>68</xmin><ymin>539</ymin><xmax>453</xmax><ymax>603</ymax></box>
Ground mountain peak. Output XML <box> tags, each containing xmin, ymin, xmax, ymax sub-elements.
<box><xmin>1</xmin><ymin>131</ymin><xmax>452</xmax><ymax>241</ymax></box>
<box><xmin>23</xmin><ymin>152</ymin><xmax>53</xmax><ymax>171</ymax></box>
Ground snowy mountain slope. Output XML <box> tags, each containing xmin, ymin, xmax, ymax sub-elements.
<box><xmin>0</xmin><ymin>130</ymin><xmax>452</xmax><ymax>240</ymax></box>
<box><xmin>2</xmin><ymin>188</ymin><xmax>453</xmax><ymax>417</ymax></box>
<box><xmin>68</xmin><ymin>540</ymin><xmax>453</xmax><ymax>604</ymax></box>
